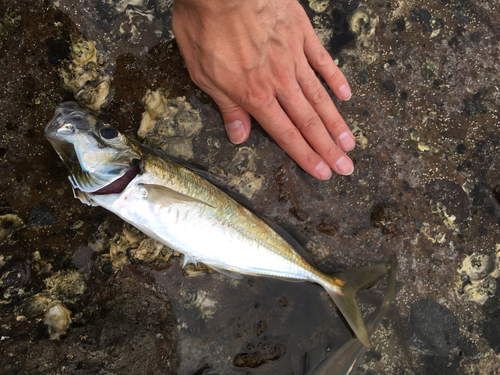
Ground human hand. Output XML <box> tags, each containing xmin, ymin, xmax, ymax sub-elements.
<box><xmin>172</xmin><ymin>0</ymin><xmax>355</xmax><ymax>179</ymax></box>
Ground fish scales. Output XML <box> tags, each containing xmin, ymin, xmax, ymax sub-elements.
<box><xmin>94</xmin><ymin>150</ymin><xmax>317</xmax><ymax>281</ymax></box>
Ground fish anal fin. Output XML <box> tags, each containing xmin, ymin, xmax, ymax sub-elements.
<box><xmin>210</xmin><ymin>265</ymin><xmax>244</xmax><ymax>280</ymax></box>
<box><xmin>140</xmin><ymin>183</ymin><xmax>214</xmax><ymax>208</ymax></box>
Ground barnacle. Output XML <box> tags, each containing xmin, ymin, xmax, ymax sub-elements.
<box><xmin>350</xmin><ymin>7</ymin><xmax>370</xmax><ymax>35</ymax></box>
<box><xmin>0</xmin><ymin>214</ymin><xmax>24</xmax><ymax>244</ymax></box>
<box><xmin>44</xmin><ymin>300</ymin><xmax>72</xmax><ymax>340</ymax></box>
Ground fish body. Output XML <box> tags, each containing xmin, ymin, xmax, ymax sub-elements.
<box><xmin>45</xmin><ymin>102</ymin><xmax>388</xmax><ymax>347</ymax></box>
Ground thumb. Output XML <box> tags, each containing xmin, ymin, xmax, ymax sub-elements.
<box><xmin>218</xmin><ymin>102</ymin><xmax>252</xmax><ymax>145</ymax></box>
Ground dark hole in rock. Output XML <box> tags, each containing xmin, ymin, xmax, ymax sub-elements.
<box><xmin>46</xmin><ymin>35</ymin><xmax>71</xmax><ymax>66</ymax></box>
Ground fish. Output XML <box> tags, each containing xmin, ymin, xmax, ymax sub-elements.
<box><xmin>45</xmin><ymin>101</ymin><xmax>388</xmax><ymax>347</ymax></box>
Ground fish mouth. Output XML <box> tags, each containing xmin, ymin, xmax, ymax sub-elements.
<box><xmin>44</xmin><ymin>102</ymin><xmax>93</xmax><ymax>168</ymax></box>
<box><xmin>44</xmin><ymin>102</ymin><xmax>94</xmax><ymax>139</ymax></box>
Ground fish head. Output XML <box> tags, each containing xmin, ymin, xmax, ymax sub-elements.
<box><xmin>45</xmin><ymin>102</ymin><xmax>141</xmax><ymax>193</ymax></box>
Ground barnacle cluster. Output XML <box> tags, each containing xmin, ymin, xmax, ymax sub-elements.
<box><xmin>17</xmin><ymin>294</ymin><xmax>72</xmax><ymax>340</ymax></box>
<box><xmin>224</xmin><ymin>147</ymin><xmax>265</xmax><ymax>199</ymax></box>
<box><xmin>456</xmin><ymin>250</ymin><xmax>500</xmax><ymax>305</ymax></box>
<box><xmin>350</xmin><ymin>121</ymin><xmax>368</xmax><ymax>149</ymax></box>
<box><xmin>98</xmin><ymin>223</ymin><xmax>176</xmax><ymax>270</ymax></box>
<box><xmin>58</xmin><ymin>35</ymin><xmax>113</xmax><ymax>112</ymax></box>
<box><xmin>138</xmin><ymin>90</ymin><xmax>203</xmax><ymax>160</ymax></box>
<box><xmin>309</xmin><ymin>0</ymin><xmax>329</xmax><ymax>13</ymax></box>
<box><xmin>0</xmin><ymin>214</ymin><xmax>24</xmax><ymax>245</ymax></box>
<box><xmin>348</xmin><ymin>6</ymin><xmax>380</xmax><ymax>65</ymax></box>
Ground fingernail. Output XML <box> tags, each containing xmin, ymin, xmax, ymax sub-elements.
<box><xmin>338</xmin><ymin>132</ymin><xmax>356</xmax><ymax>151</ymax></box>
<box><xmin>226</xmin><ymin>120</ymin><xmax>246</xmax><ymax>144</ymax></box>
<box><xmin>316</xmin><ymin>161</ymin><xmax>332</xmax><ymax>180</ymax></box>
<box><xmin>339</xmin><ymin>84</ymin><xmax>351</xmax><ymax>101</ymax></box>
<box><xmin>336</xmin><ymin>156</ymin><xmax>354</xmax><ymax>175</ymax></box>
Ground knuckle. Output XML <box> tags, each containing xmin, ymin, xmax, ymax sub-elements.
<box><xmin>188</xmin><ymin>70</ymin><xmax>206</xmax><ymax>88</ymax></box>
<box><xmin>327</xmin><ymin>68</ymin><xmax>341</xmax><ymax>83</ymax></box>
<box><xmin>299</xmin><ymin>114</ymin><xmax>320</xmax><ymax>134</ymax></box>
<box><xmin>279</xmin><ymin>127</ymin><xmax>301</xmax><ymax>146</ymax></box>
<box><xmin>309</xmin><ymin>85</ymin><xmax>329</xmax><ymax>106</ymax></box>
<box><xmin>315</xmin><ymin>48</ymin><xmax>332</xmax><ymax>68</ymax></box>
<box><xmin>323</xmin><ymin>143</ymin><xmax>338</xmax><ymax>159</ymax></box>
<box><xmin>304</xmin><ymin>151</ymin><xmax>319</xmax><ymax>167</ymax></box>
<box><xmin>243</xmin><ymin>85</ymin><xmax>274</xmax><ymax>110</ymax></box>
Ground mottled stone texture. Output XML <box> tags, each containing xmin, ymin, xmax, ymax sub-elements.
<box><xmin>0</xmin><ymin>0</ymin><xmax>499</xmax><ymax>374</ymax></box>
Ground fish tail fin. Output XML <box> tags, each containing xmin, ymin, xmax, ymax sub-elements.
<box><xmin>321</xmin><ymin>263</ymin><xmax>389</xmax><ymax>348</ymax></box>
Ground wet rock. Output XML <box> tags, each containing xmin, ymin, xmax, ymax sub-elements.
<box><xmin>0</xmin><ymin>260</ymin><xmax>31</xmax><ymax>303</ymax></box>
<box><xmin>233</xmin><ymin>342</ymin><xmax>286</xmax><ymax>368</ymax></box>
<box><xmin>395</xmin><ymin>18</ymin><xmax>406</xmax><ymax>32</ymax></box>
<box><xmin>421</xmin><ymin>61</ymin><xmax>438</xmax><ymax>80</ymax></box>
<box><xmin>454</xmin><ymin>11</ymin><xmax>471</xmax><ymax>25</ymax></box>
<box><xmin>424</xmin><ymin>180</ymin><xmax>469</xmax><ymax>224</ymax></box>
<box><xmin>412</xmin><ymin>7</ymin><xmax>432</xmax><ymax>33</ymax></box>
<box><xmin>181</xmin><ymin>289</ymin><xmax>217</xmax><ymax>320</ymax></box>
<box><xmin>382</xmin><ymin>79</ymin><xmax>396</xmax><ymax>93</ymax></box>
<box><xmin>226</xmin><ymin>171</ymin><xmax>265</xmax><ymax>199</ymax></box>
<box><xmin>316</xmin><ymin>222</ymin><xmax>338</xmax><ymax>236</ymax></box>
<box><xmin>358</xmin><ymin>68</ymin><xmax>369</xmax><ymax>84</ymax></box>
<box><xmin>465</xmin><ymin>94</ymin><xmax>486</xmax><ymax>116</ymax></box>
<box><xmin>456</xmin><ymin>143</ymin><xmax>467</xmax><ymax>154</ymax></box>
<box><xmin>483</xmin><ymin>315</ymin><xmax>500</xmax><ymax>354</ymax></box>
<box><xmin>408</xmin><ymin>297</ymin><xmax>459</xmax><ymax>356</ymax></box>
<box><xmin>370</xmin><ymin>203</ymin><xmax>403</xmax><ymax>235</ymax></box>
<box><xmin>458</xmin><ymin>335</ymin><xmax>481</xmax><ymax>360</ymax></box>
<box><xmin>72</xmin><ymin>246</ymin><xmax>93</xmax><ymax>279</ymax></box>
<box><xmin>28</xmin><ymin>205</ymin><xmax>58</xmax><ymax>227</ymax></box>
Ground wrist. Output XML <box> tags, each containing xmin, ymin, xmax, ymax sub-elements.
<box><xmin>173</xmin><ymin>0</ymin><xmax>269</xmax><ymax>16</ymax></box>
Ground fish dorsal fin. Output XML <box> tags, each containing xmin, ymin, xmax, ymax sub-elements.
<box><xmin>139</xmin><ymin>183</ymin><xmax>214</xmax><ymax>208</ymax></box>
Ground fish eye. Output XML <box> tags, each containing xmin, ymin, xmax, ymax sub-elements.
<box><xmin>100</xmin><ymin>127</ymin><xmax>120</xmax><ymax>141</ymax></box>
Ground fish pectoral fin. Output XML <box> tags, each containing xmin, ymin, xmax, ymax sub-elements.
<box><xmin>210</xmin><ymin>266</ymin><xmax>244</xmax><ymax>280</ymax></box>
<box><xmin>139</xmin><ymin>183</ymin><xmax>214</xmax><ymax>208</ymax></box>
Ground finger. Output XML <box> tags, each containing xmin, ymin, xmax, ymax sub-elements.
<box><xmin>275</xmin><ymin>84</ymin><xmax>354</xmax><ymax>176</ymax></box>
<box><xmin>250</xmin><ymin>98</ymin><xmax>335</xmax><ymax>179</ymax></box>
<box><xmin>303</xmin><ymin>30</ymin><xmax>351</xmax><ymax>101</ymax></box>
<box><xmin>297</xmin><ymin>65</ymin><xmax>356</xmax><ymax>152</ymax></box>
<box><xmin>208</xmin><ymin>90</ymin><xmax>252</xmax><ymax>145</ymax></box>
<box><xmin>219</xmin><ymin>103</ymin><xmax>252</xmax><ymax>145</ymax></box>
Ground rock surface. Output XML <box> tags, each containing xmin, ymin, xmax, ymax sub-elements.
<box><xmin>0</xmin><ymin>0</ymin><xmax>499</xmax><ymax>374</ymax></box>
